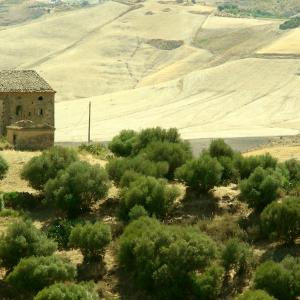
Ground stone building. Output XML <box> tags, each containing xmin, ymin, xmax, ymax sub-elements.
<box><xmin>0</xmin><ymin>70</ymin><xmax>55</xmax><ymax>149</ymax></box>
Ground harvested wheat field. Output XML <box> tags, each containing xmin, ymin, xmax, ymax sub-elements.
<box><xmin>0</xmin><ymin>0</ymin><xmax>299</xmax><ymax>143</ymax></box>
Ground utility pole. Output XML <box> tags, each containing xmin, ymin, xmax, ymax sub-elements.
<box><xmin>88</xmin><ymin>101</ymin><xmax>91</xmax><ymax>144</ymax></box>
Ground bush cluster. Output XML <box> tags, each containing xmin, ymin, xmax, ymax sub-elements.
<box><xmin>119</xmin><ymin>176</ymin><xmax>178</xmax><ymax>220</ymax></box>
<box><xmin>0</xmin><ymin>219</ymin><xmax>57</xmax><ymax>271</ymax></box>
<box><xmin>253</xmin><ymin>256</ymin><xmax>300</xmax><ymax>300</ymax></box>
<box><xmin>221</xmin><ymin>238</ymin><xmax>256</xmax><ymax>276</ymax></box>
<box><xmin>236</xmin><ymin>290</ymin><xmax>276</xmax><ymax>300</ymax></box>
<box><xmin>3</xmin><ymin>192</ymin><xmax>41</xmax><ymax>210</ymax></box>
<box><xmin>21</xmin><ymin>146</ymin><xmax>78</xmax><ymax>190</ymax></box>
<box><xmin>34</xmin><ymin>282</ymin><xmax>99</xmax><ymax>300</ymax></box>
<box><xmin>261</xmin><ymin>197</ymin><xmax>300</xmax><ymax>244</ymax></box>
<box><xmin>240</xmin><ymin>167</ymin><xmax>286</xmax><ymax>211</ymax></box>
<box><xmin>6</xmin><ymin>255</ymin><xmax>76</xmax><ymax>293</ymax></box>
<box><xmin>119</xmin><ymin>217</ymin><xmax>217</xmax><ymax>299</ymax></box>
<box><xmin>0</xmin><ymin>154</ymin><xmax>8</xmax><ymax>180</ymax></box>
<box><xmin>45</xmin><ymin>161</ymin><xmax>110</xmax><ymax>216</ymax></box>
<box><xmin>280</xmin><ymin>17</ymin><xmax>300</xmax><ymax>30</ymax></box>
<box><xmin>69</xmin><ymin>222</ymin><xmax>112</xmax><ymax>262</ymax></box>
<box><xmin>175</xmin><ymin>153</ymin><xmax>223</xmax><ymax>193</ymax></box>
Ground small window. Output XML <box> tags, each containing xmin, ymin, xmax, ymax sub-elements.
<box><xmin>16</xmin><ymin>105</ymin><xmax>22</xmax><ymax>116</ymax></box>
<box><xmin>13</xmin><ymin>134</ymin><xmax>17</xmax><ymax>145</ymax></box>
<box><xmin>38</xmin><ymin>96</ymin><xmax>43</xmax><ymax>101</ymax></box>
<box><xmin>28</xmin><ymin>112</ymin><xmax>31</xmax><ymax>117</ymax></box>
<box><xmin>39</xmin><ymin>109</ymin><xmax>43</xmax><ymax>116</ymax></box>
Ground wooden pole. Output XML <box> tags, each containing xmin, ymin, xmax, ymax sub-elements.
<box><xmin>88</xmin><ymin>101</ymin><xmax>91</xmax><ymax>144</ymax></box>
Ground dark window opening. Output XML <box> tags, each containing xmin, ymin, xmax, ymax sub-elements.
<box><xmin>38</xmin><ymin>96</ymin><xmax>43</xmax><ymax>101</ymax></box>
<box><xmin>13</xmin><ymin>134</ymin><xmax>17</xmax><ymax>145</ymax></box>
<box><xmin>28</xmin><ymin>112</ymin><xmax>31</xmax><ymax>117</ymax></box>
<box><xmin>39</xmin><ymin>109</ymin><xmax>43</xmax><ymax>116</ymax></box>
<box><xmin>16</xmin><ymin>105</ymin><xmax>22</xmax><ymax>116</ymax></box>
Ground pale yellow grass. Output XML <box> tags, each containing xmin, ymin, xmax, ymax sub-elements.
<box><xmin>0</xmin><ymin>150</ymin><xmax>39</xmax><ymax>193</ymax></box>
<box><xmin>257</xmin><ymin>27</ymin><xmax>300</xmax><ymax>54</ymax></box>
<box><xmin>244</xmin><ymin>145</ymin><xmax>300</xmax><ymax>162</ymax></box>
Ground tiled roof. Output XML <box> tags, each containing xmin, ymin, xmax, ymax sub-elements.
<box><xmin>0</xmin><ymin>70</ymin><xmax>55</xmax><ymax>92</ymax></box>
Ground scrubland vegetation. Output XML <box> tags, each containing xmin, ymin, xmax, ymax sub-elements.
<box><xmin>0</xmin><ymin>127</ymin><xmax>299</xmax><ymax>299</ymax></box>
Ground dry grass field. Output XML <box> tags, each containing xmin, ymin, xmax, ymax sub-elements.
<box><xmin>0</xmin><ymin>0</ymin><xmax>299</xmax><ymax>143</ymax></box>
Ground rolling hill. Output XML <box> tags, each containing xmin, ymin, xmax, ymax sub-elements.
<box><xmin>0</xmin><ymin>0</ymin><xmax>299</xmax><ymax>142</ymax></box>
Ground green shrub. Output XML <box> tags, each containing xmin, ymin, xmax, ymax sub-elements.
<box><xmin>128</xmin><ymin>205</ymin><xmax>149</xmax><ymax>221</ymax></box>
<box><xmin>0</xmin><ymin>155</ymin><xmax>8</xmax><ymax>180</ymax></box>
<box><xmin>45</xmin><ymin>161</ymin><xmax>110</xmax><ymax>216</ymax></box>
<box><xmin>235</xmin><ymin>154</ymin><xmax>277</xmax><ymax>179</ymax></box>
<box><xmin>236</xmin><ymin>290</ymin><xmax>276</xmax><ymax>300</ymax></box>
<box><xmin>209</xmin><ymin>139</ymin><xmax>234</xmax><ymax>159</ymax></box>
<box><xmin>119</xmin><ymin>176</ymin><xmax>179</xmax><ymax>221</ymax></box>
<box><xmin>0</xmin><ymin>219</ymin><xmax>57</xmax><ymax>271</ymax></box>
<box><xmin>261</xmin><ymin>197</ymin><xmax>300</xmax><ymax>244</ymax></box>
<box><xmin>0</xmin><ymin>208</ymin><xmax>20</xmax><ymax>217</ymax></box>
<box><xmin>284</xmin><ymin>158</ymin><xmax>300</xmax><ymax>183</ymax></box>
<box><xmin>280</xmin><ymin>17</ymin><xmax>300</xmax><ymax>30</ymax></box>
<box><xmin>119</xmin><ymin>170</ymin><xmax>141</xmax><ymax>188</ymax></box>
<box><xmin>106</xmin><ymin>156</ymin><xmax>168</xmax><ymax>184</ymax></box>
<box><xmin>191</xmin><ymin>265</ymin><xmax>224</xmax><ymax>300</ymax></box>
<box><xmin>141</xmin><ymin>141</ymin><xmax>192</xmax><ymax>179</ymax></box>
<box><xmin>78</xmin><ymin>143</ymin><xmax>111</xmax><ymax>159</ymax></box>
<box><xmin>175</xmin><ymin>154</ymin><xmax>223</xmax><ymax>193</ymax></box>
<box><xmin>108</xmin><ymin>129</ymin><xmax>138</xmax><ymax>157</ymax></box>
<box><xmin>221</xmin><ymin>238</ymin><xmax>256</xmax><ymax>276</ymax></box>
<box><xmin>119</xmin><ymin>217</ymin><xmax>217</xmax><ymax>299</ymax></box>
<box><xmin>3</xmin><ymin>192</ymin><xmax>41</xmax><ymax>210</ymax></box>
<box><xmin>21</xmin><ymin>146</ymin><xmax>78</xmax><ymax>190</ymax></box>
<box><xmin>240</xmin><ymin>167</ymin><xmax>286</xmax><ymax>211</ymax></box>
<box><xmin>34</xmin><ymin>282</ymin><xmax>99</xmax><ymax>300</ymax></box>
<box><xmin>133</xmin><ymin>127</ymin><xmax>181</xmax><ymax>154</ymax></box>
<box><xmin>6</xmin><ymin>255</ymin><xmax>76</xmax><ymax>293</ymax></box>
<box><xmin>69</xmin><ymin>222</ymin><xmax>111</xmax><ymax>262</ymax></box>
<box><xmin>254</xmin><ymin>256</ymin><xmax>300</xmax><ymax>300</ymax></box>
<box><xmin>44</xmin><ymin>219</ymin><xmax>80</xmax><ymax>249</ymax></box>
<box><xmin>218</xmin><ymin>155</ymin><xmax>240</xmax><ymax>184</ymax></box>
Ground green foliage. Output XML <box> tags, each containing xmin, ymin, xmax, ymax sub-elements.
<box><xmin>133</xmin><ymin>127</ymin><xmax>181</xmax><ymax>154</ymax></box>
<box><xmin>78</xmin><ymin>143</ymin><xmax>111</xmax><ymax>159</ymax></box>
<box><xmin>236</xmin><ymin>290</ymin><xmax>276</xmax><ymax>300</ymax></box>
<box><xmin>254</xmin><ymin>256</ymin><xmax>300</xmax><ymax>300</ymax></box>
<box><xmin>280</xmin><ymin>17</ymin><xmax>300</xmax><ymax>30</ymax></box>
<box><xmin>69</xmin><ymin>222</ymin><xmax>111</xmax><ymax>262</ymax></box>
<box><xmin>191</xmin><ymin>265</ymin><xmax>224</xmax><ymax>300</ymax></box>
<box><xmin>119</xmin><ymin>170</ymin><xmax>141</xmax><ymax>188</ymax></box>
<box><xmin>221</xmin><ymin>238</ymin><xmax>256</xmax><ymax>276</ymax></box>
<box><xmin>34</xmin><ymin>282</ymin><xmax>99</xmax><ymax>300</ymax></box>
<box><xmin>0</xmin><ymin>154</ymin><xmax>8</xmax><ymax>180</ymax></box>
<box><xmin>261</xmin><ymin>197</ymin><xmax>300</xmax><ymax>244</ymax></box>
<box><xmin>209</xmin><ymin>139</ymin><xmax>234</xmax><ymax>159</ymax></box>
<box><xmin>6</xmin><ymin>255</ymin><xmax>76</xmax><ymax>293</ymax></box>
<box><xmin>119</xmin><ymin>175</ymin><xmax>178</xmax><ymax>221</ymax></box>
<box><xmin>235</xmin><ymin>154</ymin><xmax>278</xmax><ymax>179</ymax></box>
<box><xmin>108</xmin><ymin>129</ymin><xmax>138</xmax><ymax>157</ymax></box>
<box><xmin>119</xmin><ymin>217</ymin><xmax>217</xmax><ymax>299</ymax></box>
<box><xmin>141</xmin><ymin>141</ymin><xmax>192</xmax><ymax>179</ymax></box>
<box><xmin>45</xmin><ymin>161</ymin><xmax>110</xmax><ymax>216</ymax></box>
<box><xmin>44</xmin><ymin>219</ymin><xmax>80</xmax><ymax>249</ymax></box>
<box><xmin>197</xmin><ymin>214</ymin><xmax>247</xmax><ymax>242</ymax></box>
<box><xmin>128</xmin><ymin>205</ymin><xmax>149</xmax><ymax>221</ymax></box>
<box><xmin>0</xmin><ymin>219</ymin><xmax>57</xmax><ymax>271</ymax></box>
<box><xmin>3</xmin><ymin>192</ymin><xmax>41</xmax><ymax>210</ymax></box>
<box><xmin>106</xmin><ymin>156</ymin><xmax>168</xmax><ymax>184</ymax></box>
<box><xmin>240</xmin><ymin>167</ymin><xmax>286</xmax><ymax>211</ymax></box>
<box><xmin>284</xmin><ymin>158</ymin><xmax>300</xmax><ymax>183</ymax></box>
<box><xmin>175</xmin><ymin>153</ymin><xmax>223</xmax><ymax>193</ymax></box>
<box><xmin>218</xmin><ymin>155</ymin><xmax>240</xmax><ymax>184</ymax></box>
<box><xmin>21</xmin><ymin>146</ymin><xmax>78</xmax><ymax>190</ymax></box>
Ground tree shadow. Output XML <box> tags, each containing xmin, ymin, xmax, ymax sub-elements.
<box><xmin>260</xmin><ymin>242</ymin><xmax>300</xmax><ymax>262</ymax></box>
<box><xmin>168</xmin><ymin>188</ymin><xmax>219</xmax><ymax>224</ymax></box>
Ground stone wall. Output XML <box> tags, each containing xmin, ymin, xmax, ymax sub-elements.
<box><xmin>0</xmin><ymin>91</ymin><xmax>55</xmax><ymax>134</ymax></box>
<box><xmin>7</xmin><ymin>127</ymin><xmax>54</xmax><ymax>150</ymax></box>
